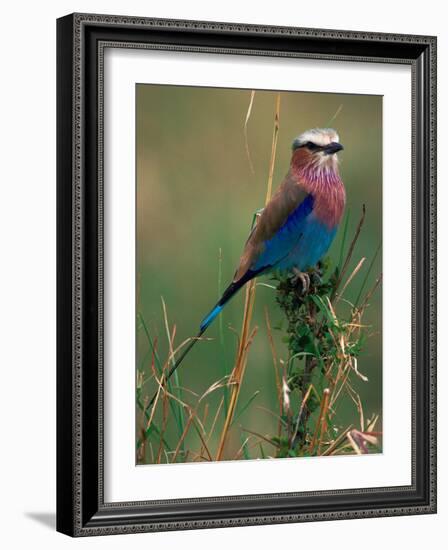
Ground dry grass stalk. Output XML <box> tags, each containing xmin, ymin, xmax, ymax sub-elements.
<box><xmin>192</xmin><ymin>418</ymin><xmax>213</xmax><ymax>461</ymax></box>
<box><xmin>322</xmin><ymin>424</ymin><xmax>353</xmax><ymax>456</ymax></box>
<box><xmin>358</xmin><ymin>273</ymin><xmax>383</xmax><ymax>314</ymax></box>
<box><xmin>156</xmin><ymin>380</ymin><xmax>169</xmax><ymax>463</ymax></box>
<box><xmin>346</xmin><ymin>430</ymin><xmax>362</xmax><ymax>455</ymax></box>
<box><xmin>215</xmin><ymin>93</ymin><xmax>281</xmax><ymax>460</ymax></box>
<box><xmin>336</xmin><ymin>257</ymin><xmax>366</xmax><ymax>303</ymax></box>
<box><xmin>206</xmin><ymin>396</ymin><xmax>224</xmax><ymax>446</ymax></box>
<box><xmin>291</xmin><ymin>383</ymin><xmax>316</xmax><ymax>444</ymax></box>
<box><xmin>366</xmin><ymin>414</ymin><xmax>379</xmax><ymax>433</ymax></box>
<box><xmin>234</xmin><ymin>436</ymin><xmax>252</xmax><ymax>460</ymax></box>
<box><xmin>265</xmin><ymin>307</ymin><xmax>283</xmax><ymax>436</ymax></box>
<box><xmin>172</xmin><ymin>414</ymin><xmax>195</xmax><ymax>463</ymax></box>
<box><xmin>215</xmin><ymin>291</ymin><xmax>256</xmax><ymax>459</ymax></box>
<box><xmin>265</xmin><ymin>93</ymin><xmax>281</xmax><ymax>204</ymax></box>
<box><xmin>244</xmin><ymin>90</ymin><xmax>256</xmax><ymax>175</ymax></box>
<box><xmin>309</xmin><ymin>388</ymin><xmax>330</xmax><ymax>454</ymax></box>
<box><xmin>350</xmin><ymin>429</ymin><xmax>379</xmax><ymax>453</ymax></box>
<box><xmin>332</xmin><ymin>204</ymin><xmax>366</xmax><ymax>298</ymax></box>
<box><xmin>240</xmin><ymin>427</ymin><xmax>280</xmax><ymax>449</ymax></box>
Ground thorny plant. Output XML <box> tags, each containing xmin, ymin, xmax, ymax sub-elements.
<box><xmin>269</xmin><ymin>206</ymin><xmax>382</xmax><ymax>458</ymax></box>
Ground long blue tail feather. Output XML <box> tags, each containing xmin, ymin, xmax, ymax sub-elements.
<box><xmin>200</xmin><ymin>304</ymin><xmax>223</xmax><ymax>332</ymax></box>
<box><xmin>148</xmin><ymin>268</ymin><xmax>264</xmax><ymax>409</ymax></box>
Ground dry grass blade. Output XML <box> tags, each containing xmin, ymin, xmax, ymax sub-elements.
<box><xmin>309</xmin><ymin>388</ymin><xmax>330</xmax><ymax>454</ymax></box>
<box><xmin>265</xmin><ymin>307</ymin><xmax>283</xmax><ymax>436</ymax></box>
<box><xmin>256</xmin><ymin>405</ymin><xmax>288</xmax><ymax>427</ymax></box>
<box><xmin>346</xmin><ymin>430</ymin><xmax>362</xmax><ymax>455</ymax></box>
<box><xmin>326</xmin><ymin>103</ymin><xmax>344</xmax><ymax>126</ymax></box>
<box><xmin>322</xmin><ymin>424</ymin><xmax>353</xmax><ymax>456</ymax></box>
<box><xmin>216</xmin><ymin>93</ymin><xmax>281</xmax><ymax>461</ymax></box>
<box><xmin>240</xmin><ymin>427</ymin><xmax>280</xmax><ymax>449</ymax></box>
<box><xmin>366</xmin><ymin>414</ymin><xmax>379</xmax><ymax>433</ymax></box>
<box><xmin>358</xmin><ymin>273</ymin><xmax>383</xmax><ymax>314</ymax></box>
<box><xmin>265</xmin><ymin>308</ymin><xmax>281</xmax><ymax>405</ymax></box>
<box><xmin>156</xmin><ymin>380</ymin><xmax>170</xmax><ymax>463</ymax></box>
<box><xmin>234</xmin><ymin>436</ymin><xmax>252</xmax><ymax>461</ymax></box>
<box><xmin>198</xmin><ymin>376</ymin><xmax>230</xmax><ymax>403</ymax></box>
<box><xmin>332</xmin><ymin>205</ymin><xmax>366</xmax><ymax>298</ymax></box>
<box><xmin>172</xmin><ymin>414</ymin><xmax>195</xmax><ymax>463</ymax></box>
<box><xmin>291</xmin><ymin>383</ymin><xmax>318</xmax><ymax>444</ymax></box>
<box><xmin>352</xmin><ymin>356</ymin><xmax>368</xmax><ymax>382</ymax></box>
<box><xmin>318</xmin><ymin>396</ymin><xmax>331</xmax><ymax>455</ymax></box>
<box><xmin>345</xmin><ymin>383</ymin><xmax>365</xmax><ymax>430</ymax></box>
<box><xmin>265</xmin><ymin>93</ymin><xmax>281</xmax><ymax>204</ymax></box>
<box><xmin>349</xmin><ymin>429</ymin><xmax>379</xmax><ymax>453</ymax></box>
<box><xmin>202</xmin><ymin>403</ymin><xmax>209</xmax><ymax>427</ymax></box>
<box><xmin>244</xmin><ymin>90</ymin><xmax>256</xmax><ymax>175</ymax></box>
<box><xmin>336</xmin><ymin>257</ymin><xmax>366</xmax><ymax>303</ymax></box>
<box><xmin>329</xmin><ymin>359</ymin><xmax>352</xmax><ymax>411</ymax></box>
<box><xmin>192</xmin><ymin>418</ymin><xmax>213</xmax><ymax>461</ymax></box>
<box><xmin>144</xmin><ymin>345</ymin><xmax>163</xmax><ymax>433</ymax></box>
<box><xmin>206</xmin><ymin>396</ymin><xmax>224</xmax><ymax>445</ymax></box>
<box><xmin>215</xmin><ymin>289</ymin><xmax>256</xmax><ymax>459</ymax></box>
<box><xmin>161</xmin><ymin>297</ymin><xmax>176</xmax><ymax>367</ymax></box>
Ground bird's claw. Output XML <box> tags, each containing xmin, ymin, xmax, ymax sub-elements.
<box><xmin>310</xmin><ymin>269</ymin><xmax>322</xmax><ymax>286</ymax></box>
<box><xmin>291</xmin><ymin>268</ymin><xmax>310</xmax><ymax>294</ymax></box>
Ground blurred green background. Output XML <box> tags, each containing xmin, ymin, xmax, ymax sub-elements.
<box><xmin>136</xmin><ymin>84</ymin><xmax>382</xmax><ymax>462</ymax></box>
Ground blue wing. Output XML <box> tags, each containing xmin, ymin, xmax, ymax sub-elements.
<box><xmin>251</xmin><ymin>194</ymin><xmax>315</xmax><ymax>273</ymax></box>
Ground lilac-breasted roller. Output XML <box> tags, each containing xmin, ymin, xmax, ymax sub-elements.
<box><xmin>156</xmin><ymin>128</ymin><xmax>345</xmax><ymax>394</ymax></box>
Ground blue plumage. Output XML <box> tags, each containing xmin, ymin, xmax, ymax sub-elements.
<box><xmin>200</xmin><ymin>304</ymin><xmax>222</xmax><ymax>332</ymax></box>
<box><xmin>252</xmin><ymin>194</ymin><xmax>316</xmax><ymax>272</ymax></box>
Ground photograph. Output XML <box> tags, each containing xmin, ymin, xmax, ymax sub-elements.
<box><xmin>135</xmin><ymin>84</ymin><xmax>383</xmax><ymax>465</ymax></box>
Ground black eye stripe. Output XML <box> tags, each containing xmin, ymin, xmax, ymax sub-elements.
<box><xmin>305</xmin><ymin>141</ymin><xmax>322</xmax><ymax>151</ymax></box>
<box><xmin>292</xmin><ymin>138</ymin><xmax>337</xmax><ymax>152</ymax></box>
<box><xmin>297</xmin><ymin>141</ymin><xmax>323</xmax><ymax>151</ymax></box>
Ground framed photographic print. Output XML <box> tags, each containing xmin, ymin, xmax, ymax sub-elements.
<box><xmin>56</xmin><ymin>13</ymin><xmax>437</xmax><ymax>536</ymax></box>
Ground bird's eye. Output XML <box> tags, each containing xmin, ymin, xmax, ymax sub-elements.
<box><xmin>305</xmin><ymin>142</ymin><xmax>321</xmax><ymax>151</ymax></box>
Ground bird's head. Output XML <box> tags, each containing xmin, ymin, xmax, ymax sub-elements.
<box><xmin>291</xmin><ymin>128</ymin><xmax>343</xmax><ymax>174</ymax></box>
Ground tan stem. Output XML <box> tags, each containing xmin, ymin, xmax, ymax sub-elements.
<box><xmin>215</xmin><ymin>93</ymin><xmax>281</xmax><ymax>460</ymax></box>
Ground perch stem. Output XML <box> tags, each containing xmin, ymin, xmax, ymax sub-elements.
<box><xmin>215</xmin><ymin>93</ymin><xmax>281</xmax><ymax>460</ymax></box>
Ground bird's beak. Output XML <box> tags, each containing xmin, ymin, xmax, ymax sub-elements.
<box><xmin>323</xmin><ymin>142</ymin><xmax>344</xmax><ymax>155</ymax></box>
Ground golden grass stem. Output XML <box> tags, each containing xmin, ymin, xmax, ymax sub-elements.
<box><xmin>336</xmin><ymin>257</ymin><xmax>366</xmax><ymax>303</ymax></box>
<box><xmin>240</xmin><ymin>427</ymin><xmax>280</xmax><ymax>449</ymax></box>
<box><xmin>156</xmin><ymin>385</ymin><xmax>169</xmax><ymax>463</ymax></box>
<box><xmin>346</xmin><ymin>431</ymin><xmax>362</xmax><ymax>455</ymax></box>
<box><xmin>172</xmin><ymin>414</ymin><xmax>194</xmax><ymax>463</ymax></box>
<box><xmin>291</xmin><ymin>383</ymin><xmax>316</xmax><ymax>444</ymax></box>
<box><xmin>215</xmin><ymin>93</ymin><xmax>281</xmax><ymax>461</ymax></box>
<box><xmin>332</xmin><ymin>205</ymin><xmax>366</xmax><ymax>298</ymax></box>
<box><xmin>206</xmin><ymin>396</ymin><xmax>224</xmax><ymax>446</ymax></box>
<box><xmin>265</xmin><ymin>93</ymin><xmax>281</xmax><ymax>205</ymax></box>
<box><xmin>264</xmin><ymin>307</ymin><xmax>283</xmax><ymax>436</ymax></box>
<box><xmin>215</xmin><ymin>284</ymin><xmax>256</xmax><ymax>459</ymax></box>
<box><xmin>309</xmin><ymin>388</ymin><xmax>330</xmax><ymax>454</ymax></box>
<box><xmin>321</xmin><ymin>424</ymin><xmax>353</xmax><ymax>456</ymax></box>
<box><xmin>192</xmin><ymin>418</ymin><xmax>213</xmax><ymax>461</ymax></box>
<box><xmin>244</xmin><ymin>91</ymin><xmax>256</xmax><ymax>175</ymax></box>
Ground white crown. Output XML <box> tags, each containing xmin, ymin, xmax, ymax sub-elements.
<box><xmin>292</xmin><ymin>128</ymin><xmax>340</xmax><ymax>149</ymax></box>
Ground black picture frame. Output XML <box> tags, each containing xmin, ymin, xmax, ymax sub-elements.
<box><xmin>57</xmin><ymin>13</ymin><xmax>437</xmax><ymax>537</ymax></box>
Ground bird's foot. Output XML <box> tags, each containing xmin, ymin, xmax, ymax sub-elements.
<box><xmin>309</xmin><ymin>268</ymin><xmax>323</xmax><ymax>287</ymax></box>
<box><xmin>291</xmin><ymin>268</ymin><xmax>310</xmax><ymax>294</ymax></box>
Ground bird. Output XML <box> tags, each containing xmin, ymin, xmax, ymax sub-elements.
<box><xmin>151</xmin><ymin>128</ymin><xmax>345</xmax><ymax>404</ymax></box>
